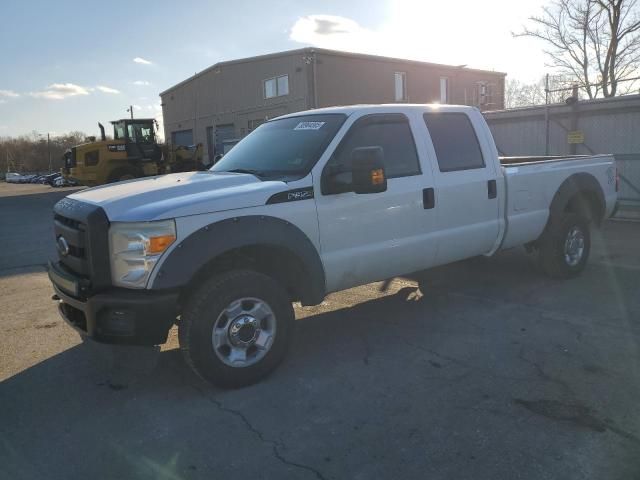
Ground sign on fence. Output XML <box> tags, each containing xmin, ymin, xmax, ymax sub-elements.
<box><xmin>567</xmin><ymin>131</ymin><xmax>585</xmax><ymax>144</ymax></box>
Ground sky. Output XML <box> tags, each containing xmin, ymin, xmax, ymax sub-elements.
<box><xmin>0</xmin><ymin>0</ymin><xmax>549</xmax><ymax>138</ymax></box>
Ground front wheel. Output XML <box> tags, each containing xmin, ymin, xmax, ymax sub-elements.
<box><xmin>537</xmin><ymin>213</ymin><xmax>591</xmax><ymax>279</ymax></box>
<box><xmin>179</xmin><ymin>270</ymin><xmax>294</xmax><ymax>388</ymax></box>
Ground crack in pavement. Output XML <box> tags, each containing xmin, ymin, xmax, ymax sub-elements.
<box><xmin>516</xmin><ymin>347</ymin><xmax>573</xmax><ymax>395</ymax></box>
<box><xmin>398</xmin><ymin>337</ymin><xmax>532</xmax><ymax>383</ymax></box>
<box><xmin>446</xmin><ymin>290</ymin><xmax>639</xmax><ymax>336</ymax></box>
<box><xmin>514</xmin><ymin>348</ymin><xmax>640</xmax><ymax>447</ymax></box>
<box><xmin>189</xmin><ymin>383</ymin><xmax>328</xmax><ymax>480</ymax></box>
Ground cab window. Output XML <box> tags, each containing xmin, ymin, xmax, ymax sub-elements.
<box><xmin>423</xmin><ymin>113</ymin><xmax>485</xmax><ymax>172</ymax></box>
<box><xmin>127</xmin><ymin>123</ymin><xmax>154</xmax><ymax>143</ymax></box>
<box><xmin>113</xmin><ymin>122</ymin><xmax>125</xmax><ymax>140</ymax></box>
<box><xmin>324</xmin><ymin>113</ymin><xmax>420</xmax><ymax>190</ymax></box>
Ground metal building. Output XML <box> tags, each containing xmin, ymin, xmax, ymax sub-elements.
<box><xmin>160</xmin><ymin>48</ymin><xmax>506</xmax><ymax>164</ymax></box>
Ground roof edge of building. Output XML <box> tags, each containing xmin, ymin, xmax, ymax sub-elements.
<box><xmin>159</xmin><ymin>48</ymin><xmax>311</xmax><ymax>96</ymax></box>
<box><xmin>159</xmin><ymin>47</ymin><xmax>507</xmax><ymax>97</ymax></box>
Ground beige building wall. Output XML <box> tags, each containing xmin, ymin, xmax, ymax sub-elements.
<box><xmin>160</xmin><ymin>48</ymin><xmax>506</xmax><ymax>161</ymax></box>
<box><xmin>314</xmin><ymin>51</ymin><xmax>505</xmax><ymax>110</ymax></box>
<box><xmin>161</xmin><ymin>51</ymin><xmax>312</xmax><ymax>161</ymax></box>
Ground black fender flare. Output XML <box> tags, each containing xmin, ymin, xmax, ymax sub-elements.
<box><xmin>151</xmin><ymin>215</ymin><xmax>326</xmax><ymax>305</ymax></box>
<box><xmin>548</xmin><ymin>172</ymin><xmax>606</xmax><ymax>225</ymax></box>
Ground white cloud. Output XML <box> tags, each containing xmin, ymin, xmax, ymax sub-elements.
<box><xmin>290</xmin><ymin>15</ymin><xmax>379</xmax><ymax>53</ymax></box>
<box><xmin>96</xmin><ymin>85</ymin><xmax>120</xmax><ymax>94</ymax></box>
<box><xmin>133</xmin><ymin>57</ymin><xmax>152</xmax><ymax>65</ymax></box>
<box><xmin>289</xmin><ymin>2</ymin><xmax>550</xmax><ymax>81</ymax></box>
<box><xmin>0</xmin><ymin>89</ymin><xmax>19</xmax><ymax>98</ymax></box>
<box><xmin>30</xmin><ymin>83</ymin><xmax>90</xmax><ymax>100</ymax></box>
<box><xmin>133</xmin><ymin>80</ymin><xmax>151</xmax><ymax>86</ymax></box>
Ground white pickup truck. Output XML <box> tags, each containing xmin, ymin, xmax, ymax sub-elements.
<box><xmin>48</xmin><ymin>104</ymin><xmax>618</xmax><ymax>387</ymax></box>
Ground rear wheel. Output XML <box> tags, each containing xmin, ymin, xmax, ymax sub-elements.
<box><xmin>537</xmin><ymin>213</ymin><xmax>591</xmax><ymax>279</ymax></box>
<box><xmin>179</xmin><ymin>270</ymin><xmax>294</xmax><ymax>388</ymax></box>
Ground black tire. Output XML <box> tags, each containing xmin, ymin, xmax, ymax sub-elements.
<box><xmin>107</xmin><ymin>167</ymin><xmax>139</xmax><ymax>183</ymax></box>
<box><xmin>179</xmin><ymin>270</ymin><xmax>294</xmax><ymax>388</ymax></box>
<box><xmin>537</xmin><ymin>213</ymin><xmax>591</xmax><ymax>279</ymax></box>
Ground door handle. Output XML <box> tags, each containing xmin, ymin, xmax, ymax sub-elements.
<box><xmin>423</xmin><ymin>188</ymin><xmax>435</xmax><ymax>209</ymax></box>
<box><xmin>488</xmin><ymin>180</ymin><xmax>497</xmax><ymax>199</ymax></box>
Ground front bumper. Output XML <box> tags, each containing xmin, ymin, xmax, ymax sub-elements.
<box><xmin>48</xmin><ymin>261</ymin><xmax>178</xmax><ymax>345</ymax></box>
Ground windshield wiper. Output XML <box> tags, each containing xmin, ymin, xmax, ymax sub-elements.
<box><xmin>226</xmin><ymin>168</ymin><xmax>266</xmax><ymax>178</ymax></box>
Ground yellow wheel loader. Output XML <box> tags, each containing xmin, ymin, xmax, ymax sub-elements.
<box><xmin>62</xmin><ymin>119</ymin><xmax>205</xmax><ymax>186</ymax></box>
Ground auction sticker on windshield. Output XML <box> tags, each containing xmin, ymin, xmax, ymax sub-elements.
<box><xmin>294</xmin><ymin>121</ymin><xmax>325</xmax><ymax>130</ymax></box>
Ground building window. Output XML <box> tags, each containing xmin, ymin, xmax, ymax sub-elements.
<box><xmin>394</xmin><ymin>72</ymin><xmax>407</xmax><ymax>102</ymax></box>
<box><xmin>440</xmin><ymin>77</ymin><xmax>449</xmax><ymax>103</ymax></box>
<box><xmin>264</xmin><ymin>75</ymin><xmax>289</xmax><ymax>98</ymax></box>
<box><xmin>476</xmin><ymin>82</ymin><xmax>493</xmax><ymax>107</ymax></box>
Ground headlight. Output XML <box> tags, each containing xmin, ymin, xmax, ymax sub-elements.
<box><xmin>109</xmin><ymin>219</ymin><xmax>176</xmax><ymax>288</ymax></box>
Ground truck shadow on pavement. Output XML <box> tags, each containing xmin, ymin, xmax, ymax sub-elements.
<box><xmin>2</xmin><ymin>247</ymin><xmax>640</xmax><ymax>479</ymax></box>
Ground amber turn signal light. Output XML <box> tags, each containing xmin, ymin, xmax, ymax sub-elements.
<box><xmin>148</xmin><ymin>234</ymin><xmax>176</xmax><ymax>254</ymax></box>
<box><xmin>371</xmin><ymin>169</ymin><xmax>385</xmax><ymax>185</ymax></box>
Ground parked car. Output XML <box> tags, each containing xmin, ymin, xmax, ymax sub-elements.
<box><xmin>48</xmin><ymin>104</ymin><xmax>618</xmax><ymax>388</ymax></box>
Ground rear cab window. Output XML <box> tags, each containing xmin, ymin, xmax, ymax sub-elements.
<box><xmin>423</xmin><ymin>113</ymin><xmax>485</xmax><ymax>172</ymax></box>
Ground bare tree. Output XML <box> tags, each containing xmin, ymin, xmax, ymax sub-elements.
<box><xmin>505</xmin><ymin>77</ymin><xmax>569</xmax><ymax>108</ymax></box>
<box><xmin>515</xmin><ymin>0</ymin><xmax>640</xmax><ymax>98</ymax></box>
<box><xmin>0</xmin><ymin>131</ymin><xmax>87</xmax><ymax>173</ymax></box>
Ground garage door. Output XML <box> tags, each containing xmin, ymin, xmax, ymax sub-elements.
<box><xmin>215</xmin><ymin>124</ymin><xmax>236</xmax><ymax>156</ymax></box>
<box><xmin>171</xmin><ymin>129</ymin><xmax>193</xmax><ymax>147</ymax></box>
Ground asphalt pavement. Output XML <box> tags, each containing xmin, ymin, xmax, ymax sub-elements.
<box><xmin>1</xmin><ymin>182</ymin><xmax>639</xmax><ymax>480</ymax></box>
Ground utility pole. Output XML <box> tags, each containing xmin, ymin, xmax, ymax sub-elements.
<box><xmin>127</xmin><ymin>105</ymin><xmax>134</xmax><ymax>119</ymax></box>
<box><xmin>47</xmin><ymin>133</ymin><xmax>52</xmax><ymax>173</ymax></box>
<box><xmin>544</xmin><ymin>73</ymin><xmax>550</xmax><ymax>156</ymax></box>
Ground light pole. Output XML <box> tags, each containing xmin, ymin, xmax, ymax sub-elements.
<box><xmin>126</xmin><ymin>105</ymin><xmax>134</xmax><ymax>119</ymax></box>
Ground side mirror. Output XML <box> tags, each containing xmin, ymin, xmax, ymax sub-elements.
<box><xmin>351</xmin><ymin>146</ymin><xmax>387</xmax><ymax>194</ymax></box>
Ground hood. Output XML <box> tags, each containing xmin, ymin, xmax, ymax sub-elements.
<box><xmin>69</xmin><ymin>171</ymin><xmax>287</xmax><ymax>221</ymax></box>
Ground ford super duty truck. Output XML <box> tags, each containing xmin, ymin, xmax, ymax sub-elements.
<box><xmin>48</xmin><ymin>104</ymin><xmax>618</xmax><ymax>387</ymax></box>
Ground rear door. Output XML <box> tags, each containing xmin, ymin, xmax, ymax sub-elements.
<box><xmin>421</xmin><ymin>111</ymin><xmax>501</xmax><ymax>265</ymax></box>
<box><xmin>313</xmin><ymin>112</ymin><xmax>438</xmax><ymax>293</ymax></box>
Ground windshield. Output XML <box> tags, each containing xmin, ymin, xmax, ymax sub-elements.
<box><xmin>211</xmin><ymin>113</ymin><xmax>346</xmax><ymax>178</ymax></box>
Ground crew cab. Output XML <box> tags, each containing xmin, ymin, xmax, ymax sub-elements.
<box><xmin>48</xmin><ymin>104</ymin><xmax>618</xmax><ymax>387</ymax></box>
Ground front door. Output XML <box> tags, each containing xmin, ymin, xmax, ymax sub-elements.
<box><xmin>314</xmin><ymin>112</ymin><xmax>437</xmax><ymax>293</ymax></box>
<box><xmin>421</xmin><ymin>111</ymin><xmax>501</xmax><ymax>265</ymax></box>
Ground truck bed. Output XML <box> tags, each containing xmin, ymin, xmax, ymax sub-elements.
<box><xmin>498</xmin><ymin>153</ymin><xmax>616</xmax><ymax>251</ymax></box>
